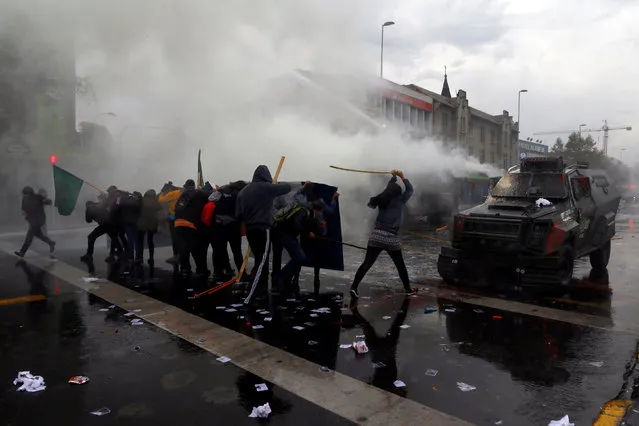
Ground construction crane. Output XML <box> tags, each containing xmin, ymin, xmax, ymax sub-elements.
<box><xmin>533</xmin><ymin>120</ymin><xmax>632</xmax><ymax>155</ymax></box>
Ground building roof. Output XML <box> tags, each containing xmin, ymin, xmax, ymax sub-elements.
<box><xmin>441</xmin><ymin>73</ymin><xmax>451</xmax><ymax>98</ymax></box>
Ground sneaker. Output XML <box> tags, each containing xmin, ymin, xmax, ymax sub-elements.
<box><xmin>350</xmin><ymin>288</ymin><xmax>359</xmax><ymax>299</ymax></box>
<box><xmin>14</xmin><ymin>251</ymin><xmax>24</xmax><ymax>258</ymax></box>
<box><xmin>404</xmin><ymin>288</ymin><xmax>418</xmax><ymax>295</ymax></box>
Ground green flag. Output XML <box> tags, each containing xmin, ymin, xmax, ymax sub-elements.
<box><xmin>53</xmin><ymin>165</ymin><xmax>84</xmax><ymax>216</ymax></box>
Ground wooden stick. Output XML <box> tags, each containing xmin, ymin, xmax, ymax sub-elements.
<box><xmin>315</xmin><ymin>236</ymin><xmax>367</xmax><ymax>251</ymax></box>
<box><xmin>84</xmin><ymin>181</ymin><xmax>106</xmax><ymax>194</ymax></box>
<box><xmin>196</xmin><ymin>156</ymin><xmax>286</xmax><ymax>299</ymax></box>
<box><xmin>329</xmin><ymin>165</ymin><xmax>392</xmax><ymax>175</ymax></box>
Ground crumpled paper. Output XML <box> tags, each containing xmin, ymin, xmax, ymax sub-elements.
<box><xmin>353</xmin><ymin>341</ymin><xmax>369</xmax><ymax>354</ymax></box>
<box><xmin>248</xmin><ymin>402</ymin><xmax>271</xmax><ymax>418</ymax></box>
<box><xmin>536</xmin><ymin>198</ymin><xmax>552</xmax><ymax>207</ymax></box>
<box><xmin>548</xmin><ymin>415</ymin><xmax>574</xmax><ymax>426</ymax></box>
<box><xmin>13</xmin><ymin>371</ymin><xmax>46</xmax><ymax>392</ymax></box>
<box><xmin>456</xmin><ymin>382</ymin><xmax>476</xmax><ymax>392</ymax></box>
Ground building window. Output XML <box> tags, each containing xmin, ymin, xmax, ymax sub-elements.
<box><xmin>384</xmin><ymin>98</ymin><xmax>392</xmax><ymax>120</ymax></box>
<box><xmin>480</xmin><ymin>127</ymin><xmax>486</xmax><ymax>143</ymax></box>
<box><xmin>442</xmin><ymin>114</ymin><xmax>449</xmax><ymax>132</ymax></box>
<box><xmin>461</xmin><ymin>117</ymin><xmax>466</xmax><ymax>134</ymax></box>
<box><xmin>394</xmin><ymin>101</ymin><xmax>401</xmax><ymax>121</ymax></box>
<box><xmin>469</xmin><ymin>123</ymin><xmax>474</xmax><ymax>137</ymax></box>
<box><xmin>490</xmin><ymin>129</ymin><xmax>496</xmax><ymax>143</ymax></box>
<box><xmin>417</xmin><ymin>110</ymin><xmax>425</xmax><ymax>129</ymax></box>
<box><xmin>403</xmin><ymin>104</ymin><xmax>410</xmax><ymax>123</ymax></box>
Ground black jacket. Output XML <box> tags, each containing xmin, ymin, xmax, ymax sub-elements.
<box><xmin>175</xmin><ymin>188</ymin><xmax>209</xmax><ymax>229</ymax></box>
<box><xmin>235</xmin><ymin>165</ymin><xmax>291</xmax><ymax>230</ymax></box>
<box><xmin>22</xmin><ymin>192</ymin><xmax>49</xmax><ymax>227</ymax></box>
<box><xmin>209</xmin><ymin>185</ymin><xmax>240</xmax><ymax>226</ymax></box>
<box><xmin>137</xmin><ymin>190</ymin><xmax>162</xmax><ymax>232</ymax></box>
<box><xmin>118</xmin><ymin>192</ymin><xmax>143</xmax><ymax>226</ymax></box>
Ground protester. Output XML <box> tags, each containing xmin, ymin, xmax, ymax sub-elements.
<box><xmin>173</xmin><ymin>179</ymin><xmax>210</xmax><ymax>278</ymax></box>
<box><xmin>118</xmin><ymin>191</ymin><xmax>143</xmax><ymax>262</ymax></box>
<box><xmin>81</xmin><ymin>191</ymin><xmax>124</xmax><ymax>263</ymax></box>
<box><xmin>158</xmin><ymin>181</ymin><xmax>182</xmax><ymax>265</ymax></box>
<box><xmin>272</xmin><ymin>195</ymin><xmax>327</xmax><ymax>297</ymax></box>
<box><xmin>350</xmin><ymin>170</ymin><xmax>415</xmax><ymax>299</ymax></box>
<box><xmin>15</xmin><ymin>186</ymin><xmax>56</xmax><ymax>258</ymax></box>
<box><xmin>236</xmin><ymin>165</ymin><xmax>291</xmax><ymax>303</ymax></box>
<box><xmin>208</xmin><ymin>180</ymin><xmax>247</xmax><ymax>282</ymax></box>
<box><xmin>136</xmin><ymin>189</ymin><xmax>163</xmax><ymax>266</ymax></box>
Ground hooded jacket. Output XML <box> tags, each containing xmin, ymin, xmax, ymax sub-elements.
<box><xmin>21</xmin><ymin>186</ymin><xmax>50</xmax><ymax>227</ymax></box>
<box><xmin>235</xmin><ymin>165</ymin><xmax>291</xmax><ymax>230</ymax></box>
<box><xmin>174</xmin><ymin>188</ymin><xmax>209</xmax><ymax>230</ymax></box>
<box><xmin>370</xmin><ymin>178</ymin><xmax>414</xmax><ymax>230</ymax></box>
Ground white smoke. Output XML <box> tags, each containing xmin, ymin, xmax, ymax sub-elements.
<box><xmin>2</xmin><ymin>0</ymin><xmax>498</xmax><ymax>237</ymax></box>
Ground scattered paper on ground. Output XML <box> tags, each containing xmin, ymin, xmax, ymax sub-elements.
<box><xmin>400</xmin><ymin>325</ymin><xmax>411</xmax><ymax>329</ymax></box>
<box><xmin>589</xmin><ymin>361</ymin><xmax>604</xmax><ymax>368</ymax></box>
<box><xmin>216</xmin><ymin>356</ymin><xmax>231</xmax><ymax>363</ymax></box>
<box><xmin>548</xmin><ymin>415</ymin><xmax>574</xmax><ymax>426</ymax></box>
<box><xmin>457</xmin><ymin>382</ymin><xmax>476</xmax><ymax>392</ymax></box>
<box><xmin>255</xmin><ymin>383</ymin><xmax>268</xmax><ymax>392</ymax></box>
<box><xmin>13</xmin><ymin>371</ymin><xmax>46</xmax><ymax>392</ymax></box>
<box><xmin>382</xmin><ymin>316</ymin><xmax>391</xmax><ymax>320</ymax></box>
<box><xmin>393</xmin><ymin>380</ymin><xmax>406</xmax><ymax>388</ymax></box>
<box><xmin>425</xmin><ymin>369</ymin><xmax>439</xmax><ymax>377</ymax></box>
<box><xmin>90</xmin><ymin>407</ymin><xmax>111</xmax><ymax>416</ymax></box>
<box><xmin>249</xmin><ymin>402</ymin><xmax>271</xmax><ymax>418</ymax></box>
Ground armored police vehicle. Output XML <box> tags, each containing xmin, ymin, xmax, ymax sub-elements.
<box><xmin>437</xmin><ymin>157</ymin><xmax>620</xmax><ymax>288</ymax></box>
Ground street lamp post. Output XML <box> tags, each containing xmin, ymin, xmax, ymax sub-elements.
<box><xmin>517</xmin><ymin>89</ymin><xmax>528</xmax><ymax>133</ymax></box>
<box><xmin>380</xmin><ymin>21</ymin><xmax>395</xmax><ymax>79</ymax></box>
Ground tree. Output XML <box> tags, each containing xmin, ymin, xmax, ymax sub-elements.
<box><xmin>551</xmin><ymin>137</ymin><xmax>564</xmax><ymax>153</ymax></box>
<box><xmin>564</xmin><ymin>132</ymin><xmax>597</xmax><ymax>153</ymax></box>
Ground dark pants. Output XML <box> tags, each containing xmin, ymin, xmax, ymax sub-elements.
<box><xmin>351</xmin><ymin>246</ymin><xmax>410</xmax><ymax>291</ymax></box>
<box><xmin>20</xmin><ymin>223</ymin><xmax>54</xmax><ymax>254</ymax></box>
<box><xmin>136</xmin><ymin>230</ymin><xmax>156</xmax><ymax>261</ymax></box>
<box><xmin>124</xmin><ymin>225</ymin><xmax>138</xmax><ymax>260</ymax></box>
<box><xmin>87</xmin><ymin>224</ymin><xmax>122</xmax><ymax>255</ymax></box>
<box><xmin>168</xmin><ymin>219</ymin><xmax>178</xmax><ymax>256</ymax></box>
<box><xmin>212</xmin><ymin>222</ymin><xmax>244</xmax><ymax>276</ymax></box>
<box><xmin>272</xmin><ymin>231</ymin><xmax>305</xmax><ymax>286</ymax></box>
<box><xmin>175</xmin><ymin>226</ymin><xmax>208</xmax><ymax>275</ymax></box>
<box><xmin>244</xmin><ymin>228</ymin><xmax>270</xmax><ymax>303</ymax></box>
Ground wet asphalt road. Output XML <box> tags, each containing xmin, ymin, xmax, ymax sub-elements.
<box><xmin>3</xmin><ymin>205</ymin><xmax>639</xmax><ymax>425</ymax></box>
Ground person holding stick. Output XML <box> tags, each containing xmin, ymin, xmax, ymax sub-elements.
<box><xmin>236</xmin><ymin>164</ymin><xmax>291</xmax><ymax>304</ymax></box>
<box><xmin>350</xmin><ymin>170</ymin><xmax>415</xmax><ymax>299</ymax></box>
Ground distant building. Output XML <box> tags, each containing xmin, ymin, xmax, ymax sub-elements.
<box><xmin>406</xmin><ymin>72</ymin><xmax>519</xmax><ymax>170</ymax></box>
<box><xmin>518</xmin><ymin>139</ymin><xmax>549</xmax><ymax>159</ymax></box>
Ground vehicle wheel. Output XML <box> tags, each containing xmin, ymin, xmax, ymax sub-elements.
<box><xmin>589</xmin><ymin>240</ymin><xmax>611</xmax><ymax>269</ymax></box>
<box><xmin>558</xmin><ymin>246</ymin><xmax>575</xmax><ymax>286</ymax></box>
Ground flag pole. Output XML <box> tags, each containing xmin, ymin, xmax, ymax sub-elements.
<box><xmin>84</xmin><ymin>181</ymin><xmax>105</xmax><ymax>194</ymax></box>
<box><xmin>329</xmin><ymin>165</ymin><xmax>392</xmax><ymax>175</ymax></box>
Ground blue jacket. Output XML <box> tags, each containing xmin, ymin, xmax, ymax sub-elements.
<box><xmin>236</xmin><ymin>165</ymin><xmax>291</xmax><ymax>230</ymax></box>
<box><xmin>373</xmin><ymin>179</ymin><xmax>413</xmax><ymax>230</ymax></box>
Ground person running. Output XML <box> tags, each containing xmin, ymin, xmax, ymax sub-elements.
<box><xmin>350</xmin><ymin>170</ymin><xmax>415</xmax><ymax>299</ymax></box>
<box><xmin>15</xmin><ymin>186</ymin><xmax>56</xmax><ymax>258</ymax></box>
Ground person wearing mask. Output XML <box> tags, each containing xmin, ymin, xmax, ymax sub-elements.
<box><xmin>136</xmin><ymin>189</ymin><xmax>163</xmax><ymax>266</ymax></box>
<box><xmin>208</xmin><ymin>180</ymin><xmax>247</xmax><ymax>282</ymax></box>
<box><xmin>174</xmin><ymin>179</ymin><xmax>210</xmax><ymax>278</ymax></box>
<box><xmin>14</xmin><ymin>186</ymin><xmax>56</xmax><ymax>258</ymax></box>
<box><xmin>81</xmin><ymin>191</ymin><xmax>123</xmax><ymax>263</ymax></box>
<box><xmin>235</xmin><ymin>165</ymin><xmax>291</xmax><ymax>304</ymax></box>
<box><xmin>350</xmin><ymin>170</ymin><xmax>415</xmax><ymax>299</ymax></box>
<box><xmin>158</xmin><ymin>181</ymin><xmax>182</xmax><ymax>265</ymax></box>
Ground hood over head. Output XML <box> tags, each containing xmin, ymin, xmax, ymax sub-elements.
<box><xmin>368</xmin><ymin>175</ymin><xmax>402</xmax><ymax>209</ymax></box>
<box><xmin>184</xmin><ymin>179</ymin><xmax>196</xmax><ymax>190</ymax></box>
<box><xmin>252</xmin><ymin>165</ymin><xmax>273</xmax><ymax>183</ymax></box>
<box><xmin>144</xmin><ymin>189</ymin><xmax>157</xmax><ymax>199</ymax></box>
<box><xmin>22</xmin><ymin>186</ymin><xmax>35</xmax><ymax>196</ymax></box>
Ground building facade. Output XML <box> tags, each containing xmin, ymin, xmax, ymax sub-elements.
<box><xmin>518</xmin><ymin>139</ymin><xmax>549</xmax><ymax>159</ymax></box>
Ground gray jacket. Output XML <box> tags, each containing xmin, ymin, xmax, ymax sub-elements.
<box><xmin>235</xmin><ymin>165</ymin><xmax>291</xmax><ymax>230</ymax></box>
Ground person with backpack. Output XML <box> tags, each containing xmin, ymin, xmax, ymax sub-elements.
<box><xmin>235</xmin><ymin>165</ymin><xmax>291</xmax><ymax>304</ymax></box>
<box><xmin>81</xmin><ymin>189</ymin><xmax>124</xmax><ymax>263</ymax></box>
<box><xmin>208</xmin><ymin>180</ymin><xmax>247</xmax><ymax>282</ymax></box>
<box><xmin>117</xmin><ymin>191</ymin><xmax>143</xmax><ymax>263</ymax></box>
<box><xmin>174</xmin><ymin>179</ymin><xmax>210</xmax><ymax>278</ymax></box>
<box><xmin>136</xmin><ymin>189</ymin><xmax>163</xmax><ymax>266</ymax></box>
<box><xmin>271</xmin><ymin>182</ymin><xmax>328</xmax><ymax>296</ymax></box>
<box><xmin>15</xmin><ymin>186</ymin><xmax>56</xmax><ymax>258</ymax></box>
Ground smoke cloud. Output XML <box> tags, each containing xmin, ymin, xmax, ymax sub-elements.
<box><xmin>2</xmin><ymin>0</ymin><xmax>498</xmax><ymax>237</ymax></box>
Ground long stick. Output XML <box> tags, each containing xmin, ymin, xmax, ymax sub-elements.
<box><xmin>329</xmin><ymin>165</ymin><xmax>392</xmax><ymax>175</ymax></box>
<box><xmin>84</xmin><ymin>181</ymin><xmax>106</xmax><ymax>194</ymax></box>
<box><xmin>315</xmin><ymin>236</ymin><xmax>367</xmax><ymax>251</ymax></box>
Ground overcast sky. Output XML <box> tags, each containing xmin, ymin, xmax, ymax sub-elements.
<box><xmin>367</xmin><ymin>0</ymin><xmax>638</xmax><ymax>162</ymax></box>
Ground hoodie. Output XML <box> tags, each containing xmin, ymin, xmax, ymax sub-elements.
<box><xmin>137</xmin><ymin>190</ymin><xmax>163</xmax><ymax>231</ymax></box>
<box><xmin>235</xmin><ymin>165</ymin><xmax>291</xmax><ymax>230</ymax></box>
<box><xmin>21</xmin><ymin>186</ymin><xmax>50</xmax><ymax>227</ymax></box>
